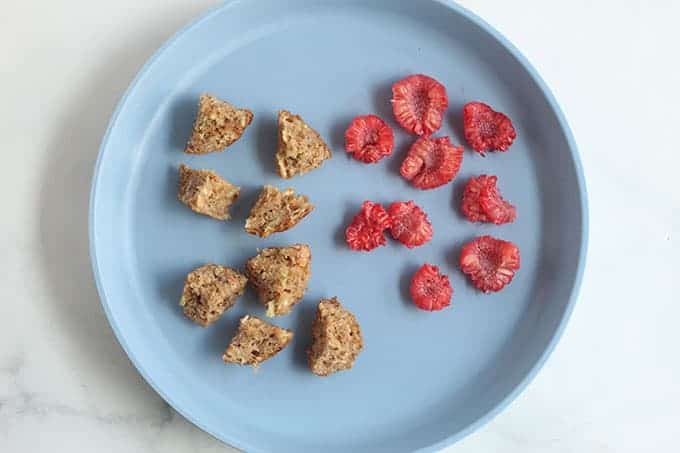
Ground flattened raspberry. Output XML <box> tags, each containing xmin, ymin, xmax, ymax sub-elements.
<box><xmin>344</xmin><ymin>114</ymin><xmax>395</xmax><ymax>163</ymax></box>
<box><xmin>388</xmin><ymin>201</ymin><xmax>433</xmax><ymax>248</ymax></box>
<box><xmin>410</xmin><ymin>264</ymin><xmax>453</xmax><ymax>311</ymax></box>
<box><xmin>392</xmin><ymin>74</ymin><xmax>448</xmax><ymax>136</ymax></box>
<box><xmin>463</xmin><ymin>102</ymin><xmax>516</xmax><ymax>155</ymax></box>
<box><xmin>461</xmin><ymin>175</ymin><xmax>516</xmax><ymax>224</ymax></box>
<box><xmin>345</xmin><ymin>201</ymin><xmax>391</xmax><ymax>251</ymax></box>
<box><xmin>400</xmin><ymin>136</ymin><xmax>463</xmax><ymax>190</ymax></box>
<box><xmin>460</xmin><ymin>175</ymin><xmax>490</xmax><ymax>222</ymax></box>
<box><xmin>480</xmin><ymin>187</ymin><xmax>516</xmax><ymax>224</ymax></box>
<box><xmin>459</xmin><ymin>236</ymin><xmax>520</xmax><ymax>293</ymax></box>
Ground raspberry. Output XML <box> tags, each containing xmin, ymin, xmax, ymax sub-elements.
<box><xmin>344</xmin><ymin>114</ymin><xmax>395</xmax><ymax>163</ymax></box>
<box><xmin>345</xmin><ymin>201</ymin><xmax>391</xmax><ymax>251</ymax></box>
<box><xmin>459</xmin><ymin>236</ymin><xmax>520</xmax><ymax>293</ymax></box>
<box><xmin>388</xmin><ymin>201</ymin><xmax>433</xmax><ymax>248</ymax></box>
<box><xmin>461</xmin><ymin>175</ymin><xmax>516</xmax><ymax>224</ymax></box>
<box><xmin>410</xmin><ymin>264</ymin><xmax>453</xmax><ymax>311</ymax></box>
<box><xmin>391</xmin><ymin>74</ymin><xmax>448</xmax><ymax>136</ymax></box>
<box><xmin>463</xmin><ymin>102</ymin><xmax>516</xmax><ymax>155</ymax></box>
<box><xmin>400</xmin><ymin>136</ymin><xmax>463</xmax><ymax>190</ymax></box>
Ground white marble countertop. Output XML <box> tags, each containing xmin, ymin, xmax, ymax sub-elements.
<box><xmin>1</xmin><ymin>1</ymin><xmax>678</xmax><ymax>451</ymax></box>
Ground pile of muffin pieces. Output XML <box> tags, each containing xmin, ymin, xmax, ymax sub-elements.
<box><xmin>177</xmin><ymin>94</ymin><xmax>362</xmax><ymax>376</ymax></box>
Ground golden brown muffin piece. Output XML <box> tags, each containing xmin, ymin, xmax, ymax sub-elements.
<box><xmin>222</xmin><ymin>315</ymin><xmax>293</xmax><ymax>367</ymax></box>
<box><xmin>184</xmin><ymin>94</ymin><xmax>253</xmax><ymax>154</ymax></box>
<box><xmin>177</xmin><ymin>164</ymin><xmax>240</xmax><ymax>220</ymax></box>
<box><xmin>245</xmin><ymin>185</ymin><xmax>314</xmax><ymax>238</ymax></box>
<box><xmin>308</xmin><ymin>297</ymin><xmax>363</xmax><ymax>376</ymax></box>
<box><xmin>180</xmin><ymin>264</ymin><xmax>248</xmax><ymax>327</ymax></box>
<box><xmin>245</xmin><ymin>244</ymin><xmax>311</xmax><ymax>317</ymax></box>
<box><xmin>276</xmin><ymin>110</ymin><xmax>332</xmax><ymax>178</ymax></box>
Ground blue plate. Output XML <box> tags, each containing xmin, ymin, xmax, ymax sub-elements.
<box><xmin>89</xmin><ymin>1</ymin><xmax>587</xmax><ymax>452</ymax></box>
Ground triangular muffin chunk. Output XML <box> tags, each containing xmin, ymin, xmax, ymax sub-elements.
<box><xmin>184</xmin><ymin>94</ymin><xmax>253</xmax><ymax>154</ymax></box>
<box><xmin>222</xmin><ymin>316</ymin><xmax>293</xmax><ymax>366</ymax></box>
<box><xmin>178</xmin><ymin>164</ymin><xmax>240</xmax><ymax>220</ymax></box>
<box><xmin>308</xmin><ymin>297</ymin><xmax>363</xmax><ymax>376</ymax></box>
<box><xmin>276</xmin><ymin>110</ymin><xmax>332</xmax><ymax>178</ymax></box>
<box><xmin>180</xmin><ymin>264</ymin><xmax>247</xmax><ymax>326</ymax></box>
<box><xmin>245</xmin><ymin>185</ymin><xmax>314</xmax><ymax>238</ymax></box>
<box><xmin>245</xmin><ymin>244</ymin><xmax>311</xmax><ymax>317</ymax></box>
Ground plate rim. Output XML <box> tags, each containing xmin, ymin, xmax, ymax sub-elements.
<box><xmin>88</xmin><ymin>1</ymin><xmax>589</xmax><ymax>452</ymax></box>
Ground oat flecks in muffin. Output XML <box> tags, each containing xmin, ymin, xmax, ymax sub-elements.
<box><xmin>222</xmin><ymin>315</ymin><xmax>293</xmax><ymax>367</ymax></box>
<box><xmin>245</xmin><ymin>244</ymin><xmax>311</xmax><ymax>317</ymax></box>
<box><xmin>245</xmin><ymin>185</ymin><xmax>314</xmax><ymax>238</ymax></box>
<box><xmin>184</xmin><ymin>94</ymin><xmax>253</xmax><ymax>154</ymax></box>
<box><xmin>308</xmin><ymin>297</ymin><xmax>363</xmax><ymax>376</ymax></box>
<box><xmin>276</xmin><ymin>110</ymin><xmax>332</xmax><ymax>178</ymax></box>
<box><xmin>177</xmin><ymin>164</ymin><xmax>240</xmax><ymax>220</ymax></box>
<box><xmin>180</xmin><ymin>264</ymin><xmax>248</xmax><ymax>326</ymax></box>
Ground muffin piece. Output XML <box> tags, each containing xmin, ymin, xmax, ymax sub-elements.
<box><xmin>180</xmin><ymin>264</ymin><xmax>248</xmax><ymax>326</ymax></box>
<box><xmin>184</xmin><ymin>94</ymin><xmax>253</xmax><ymax>154</ymax></box>
<box><xmin>245</xmin><ymin>244</ymin><xmax>311</xmax><ymax>317</ymax></box>
<box><xmin>276</xmin><ymin>110</ymin><xmax>332</xmax><ymax>178</ymax></box>
<box><xmin>222</xmin><ymin>315</ymin><xmax>293</xmax><ymax>367</ymax></box>
<box><xmin>245</xmin><ymin>185</ymin><xmax>315</xmax><ymax>238</ymax></box>
<box><xmin>308</xmin><ymin>297</ymin><xmax>363</xmax><ymax>376</ymax></box>
<box><xmin>178</xmin><ymin>164</ymin><xmax>240</xmax><ymax>220</ymax></box>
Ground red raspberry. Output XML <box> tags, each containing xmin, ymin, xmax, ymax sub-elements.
<box><xmin>463</xmin><ymin>102</ymin><xmax>516</xmax><ymax>155</ymax></box>
<box><xmin>345</xmin><ymin>201</ymin><xmax>391</xmax><ymax>251</ymax></box>
<box><xmin>400</xmin><ymin>136</ymin><xmax>463</xmax><ymax>190</ymax></box>
<box><xmin>459</xmin><ymin>236</ymin><xmax>520</xmax><ymax>293</ymax></box>
<box><xmin>388</xmin><ymin>201</ymin><xmax>433</xmax><ymax>248</ymax></box>
<box><xmin>344</xmin><ymin>114</ymin><xmax>395</xmax><ymax>163</ymax></box>
<box><xmin>391</xmin><ymin>74</ymin><xmax>448</xmax><ymax>136</ymax></box>
<box><xmin>410</xmin><ymin>264</ymin><xmax>453</xmax><ymax>311</ymax></box>
<box><xmin>461</xmin><ymin>175</ymin><xmax>516</xmax><ymax>224</ymax></box>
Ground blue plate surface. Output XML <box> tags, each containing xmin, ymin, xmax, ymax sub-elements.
<box><xmin>89</xmin><ymin>1</ymin><xmax>587</xmax><ymax>452</ymax></box>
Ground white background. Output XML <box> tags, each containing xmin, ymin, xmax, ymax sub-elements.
<box><xmin>1</xmin><ymin>1</ymin><xmax>678</xmax><ymax>452</ymax></box>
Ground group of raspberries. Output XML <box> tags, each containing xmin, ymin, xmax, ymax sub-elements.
<box><xmin>343</xmin><ymin>74</ymin><xmax>521</xmax><ymax>311</ymax></box>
